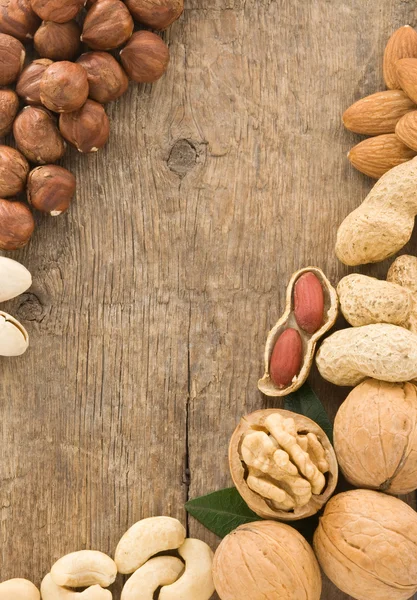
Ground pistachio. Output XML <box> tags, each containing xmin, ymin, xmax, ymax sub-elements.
<box><xmin>0</xmin><ymin>311</ymin><xmax>29</xmax><ymax>356</ymax></box>
<box><xmin>0</xmin><ymin>257</ymin><xmax>32</xmax><ymax>303</ymax></box>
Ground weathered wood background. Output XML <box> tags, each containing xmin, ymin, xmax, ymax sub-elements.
<box><xmin>1</xmin><ymin>0</ymin><xmax>417</xmax><ymax>598</ymax></box>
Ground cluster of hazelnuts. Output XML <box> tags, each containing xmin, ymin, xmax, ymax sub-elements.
<box><xmin>0</xmin><ymin>0</ymin><xmax>182</xmax><ymax>251</ymax></box>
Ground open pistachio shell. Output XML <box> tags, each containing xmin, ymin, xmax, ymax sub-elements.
<box><xmin>229</xmin><ymin>409</ymin><xmax>338</xmax><ymax>521</ymax></box>
<box><xmin>0</xmin><ymin>311</ymin><xmax>29</xmax><ymax>356</ymax></box>
<box><xmin>258</xmin><ymin>267</ymin><xmax>338</xmax><ymax>397</ymax></box>
<box><xmin>0</xmin><ymin>257</ymin><xmax>32</xmax><ymax>302</ymax></box>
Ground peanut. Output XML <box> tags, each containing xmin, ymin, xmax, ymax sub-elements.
<box><xmin>387</xmin><ymin>255</ymin><xmax>417</xmax><ymax>333</ymax></box>
<box><xmin>269</xmin><ymin>328</ymin><xmax>302</xmax><ymax>389</ymax></box>
<box><xmin>293</xmin><ymin>272</ymin><xmax>324</xmax><ymax>334</ymax></box>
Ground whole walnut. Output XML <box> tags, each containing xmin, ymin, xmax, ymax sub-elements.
<box><xmin>314</xmin><ymin>490</ymin><xmax>417</xmax><ymax>600</ymax></box>
<box><xmin>0</xmin><ymin>89</ymin><xmax>19</xmax><ymax>136</ymax></box>
<box><xmin>334</xmin><ymin>378</ymin><xmax>417</xmax><ymax>495</ymax></box>
<box><xmin>16</xmin><ymin>58</ymin><xmax>53</xmax><ymax>105</ymax></box>
<box><xmin>34</xmin><ymin>20</ymin><xmax>81</xmax><ymax>61</ymax></box>
<box><xmin>124</xmin><ymin>0</ymin><xmax>183</xmax><ymax>30</ymax></box>
<box><xmin>0</xmin><ymin>0</ymin><xmax>40</xmax><ymax>41</ymax></box>
<box><xmin>213</xmin><ymin>520</ymin><xmax>321</xmax><ymax>600</ymax></box>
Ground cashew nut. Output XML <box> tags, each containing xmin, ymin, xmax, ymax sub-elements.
<box><xmin>121</xmin><ymin>556</ymin><xmax>184</xmax><ymax>600</ymax></box>
<box><xmin>0</xmin><ymin>310</ymin><xmax>29</xmax><ymax>356</ymax></box>
<box><xmin>0</xmin><ymin>578</ymin><xmax>39</xmax><ymax>600</ymax></box>
<box><xmin>115</xmin><ymin>517</ymin><xmax>186</xmax><ymax>574</ymax></box>
<box><xmin>41</xmin><ymin>574</ymin><xmax>112</xmax><ymax>600</ymax></box>
<box><xmin>0</xmin><ymin>257</ymin><xmax>32</xmax><ymax>303</ymax></box>
<box><xmin>159</xmin><ymin>539</ymin><xmax>215</xmax><ymax>600</ymax></box>
<box><xmin>51</xmin><ymin>551</ymin><xmax>117</xmax><ymax>588</ymax></box>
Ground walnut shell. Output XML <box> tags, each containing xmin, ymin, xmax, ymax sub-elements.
<box><xmin>314</xmin><ymin>489</ymin><xmax>417</xmax><ymax>600</ymax></box>
<box><xmin>258</xmin><ymin>267</ymin><xmax>338</xmax><ymax>397</ymax></box>
<box><xmin>0</xmin><ymin>89</ymin><xmax>19</xmax><ymax>136</ymax></box>
<box><xmin>213</xmin><ymin>520</ymin><xmax>321</xmax><ymax>600</ymax></box>
<box><xmin>16</xmin><ymin>58</ymin><xmax>53</xmax><ymax>105</ymax></box>
<box><xmin>34</xmin><ymin>20</ymin><xmax>81</xmax><ymax>61</ymax></box>
<box><xmin>229</xmin><ymin>409</ymin><xmax>338</xmax><ymax>521</ymax></box>
<box><xmin>14</xmin><ymin>106</ymin><xmax>66</xmax><ymax>164</ymax></box>
<box><xmin>334</xmin><ymin>378</ymin><xmax>417</xmax><ymax>495</ymax></box>
<box><xmin>0</xmin><ymin>0</ymin><xmax>40</xmax><ymax>41</ymax></box>
<box><xmin>124</xmin><ymin>0</ymin><xmax>183</xmax><ymax>30</ymax></box>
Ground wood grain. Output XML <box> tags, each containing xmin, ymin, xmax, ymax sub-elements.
<box><xmin>1</xmin><ymin>0</ymin><xmax>417</xmax><ymax>598</ymax></box>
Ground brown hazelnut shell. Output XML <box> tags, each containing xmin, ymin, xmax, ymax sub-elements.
<box><xmin>14</xmin><ymin>106</ymin><xmax>66</xmax><ymax>164</ymax></box>
<box><xmin>27</xmin><ymin>165</ymin><xmax>75</xmax><ymax>215</ymax></box>
<box><xmin>76</xmin><ymin>51</ymin><xmax>129</xmax><ymax>103</ymax></box>
<box><xmin>81</xmin><ymin>0</ymin><xmax>134</xmax><ymax>51</ymax></box>
<box><xmin>16</xmin><ymin>58</ymin><xmax>53</xmax><ymax>105</ymax></box>
<box><xmin>125</xmin><ymin>0</ymin><xmax>183</xmax><ymax>30</ymax></box>
<box><xmin>0</xmin><ymin>199</ymin><xmax>35</xmax><ymax>250</ymax></box>
<box><xmin>30</xmin><ymin>0</ymin><xmax>85</xmax><ymax>23</ymax></box>
<box><xmin>34</xmin><ymin>20</ymin><xmax>81</xmax><ymax>61</ymax></box>
<box><xmin>59</xmin><ymin>99</ymin><xmax>110</xmax><ymax>153</ymax></box>
<box><xmin>229</xmin><ymin>409</ymin><xmax>338</xmax><ymax>521</ymax></box>
<box><xmin>258</xmin><ymin>267</ymin><xmax>338</xmax><ymax>397</ymax></box>
<box><xmin>0</xmin><ymin>89</ymin><xmax>19</xmax><ymax>136</ymax></box>
<box><xmin>40</xmin><ymin>61</ymin><xmax>89</xmax><ymax>113</ymax></box>
<box><xmin>0</xmin><ymin>0</ymin><xmax>40</xmax><ymax>41</ymax></box>
<box><xmin>120</xmin><ymin>30</ymin><xmax>169</xmax><ymax>83</ymax></box>
<box><xmin>0</xmin><ymin>146</ymin><xmax>29</xmax><ymax>197</ymax></box>
<box><xmin>0</xmin><ymin>33</ymin><xmax>25</xmax><ymax>85</ymax></box>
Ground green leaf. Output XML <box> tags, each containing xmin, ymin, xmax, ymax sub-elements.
<box><xmin>284</xmin><ymin>382</ymin><xmax>333</xmax><ymax>443</ymax></box>
<box><xmin>185</xmin><ymin>487</ymin><xmax>261</xmax><ymax>538</ymax></box>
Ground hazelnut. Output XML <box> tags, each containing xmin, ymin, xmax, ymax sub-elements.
<box><xmin>59</xmin><ymin>99</ymin><xmax>110</xmax><ymax>153</ymax></box>
<box><xmin>40</xmin><ymin>61</ymin><xmax>89</xmax><ymax>113</ymax></box>
<box><xmin>30</xmin><ymin>0</ymin><xmax>85</xmax><ymax>23</ymax></box>
<box><xmin>81</xmin><ymin>0</ymin><xmax>134</xmax><ymax>51</ymax></box>
<box><xmin>0</xmin><ymin>33</ymin><xmax>25</xmax><ymax>85</ymax></box>
<box><xmin>16</xmin><ymin>58</ymin><xmax>53</xmax><ymax>105</ymax></box>
<box><xmin>0</xmin><ymin>89</ymin><xmax>19</xmax><ymax>136</ymax></box>
<box><xmin>76</xmin><ymin>51</ymin><xmax>129</xmax><ymax>104</ymax></box>
<box><xmin>0</xmin><ymin>199</ymin><xmax>35</xmax><ymax>250</ymax></box>
<box><xmin>213</xmin><ymin>521</ymin><xmax>322</xmax><ymax>600</ymax></box>
<box><xmin>120</xmin><ymin>31</ymin><xmax>169</xmax><ymax>83</ymax></box>
<box><xmin>27</xmin><ymin>165</ymin><xmax>75</xmax><ymax>216</ymax></box>
<box><xmin>13</xmin><ymin>106</ymin><xmax>66</xmax><ymax>164</ymax></box>
<box><xmin>34</xmin><ymin>20</ymin><xmax>81</xmax><ymax>61</ymax></box>
<box><xmin>124</xmin><ymin>0</ymin><xmax>183</xmax><ymax>30</ymax></box>
<box><xmin>0</xmin><ymin>146</ymin><xmax>29</xmax><ymax>197</ymax></box>
<box><xmin>0</xmin><ymin>0</ymin><xmax>40</xmax><ymax>41</ymax></box>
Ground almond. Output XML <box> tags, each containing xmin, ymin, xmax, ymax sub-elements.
<box><xmin>293</xmin><ymin>272</ymin><xmax>324</xmax><ymax>334</ymax></box>
<box><xmin>396</xmin><ymin>110</ymin><xmax>417</xmax><ymax>151</ymax></box>
<box><xmin>348</xmin><ymin>133</ymin><xmax>417</xmax><ymax>178</ymax></box>
<box><xmin>342</xmin><ymin>90</ymin><xmax>415</xmax><ymax>135</ymax></box>
<box><xmin>383</xmin><ymin>26</ymin><xmax>417</xmax><ymax>89</ymax></box>
<box><xmin>397</xmin><ymin>57</ymin><xmax>417</xmax><ymax>103</ymax></box>
<box><xmin>269</xmin><ymin>328</ymin><xmax>302</xmax><ymax>389</ymax></box>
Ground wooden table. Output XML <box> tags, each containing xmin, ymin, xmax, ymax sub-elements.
<box><xmin>1</xmin><ymin>1</ymin><xmax>417</xmax><ymax>598</ymax></box>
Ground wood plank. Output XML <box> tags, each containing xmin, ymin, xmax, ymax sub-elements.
<box><xmin>1</xmin><ymin>1</ymin><xmax>417</xmax><ymax>599</ymax></box>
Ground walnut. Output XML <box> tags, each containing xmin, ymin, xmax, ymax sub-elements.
<box><xmin>229</xmin><ymin>409</ymin><xmax>338</xmax><ymax>520</ymax></box>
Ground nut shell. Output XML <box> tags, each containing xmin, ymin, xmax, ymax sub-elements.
<box><xmin>14</xmin><ymin>106</ymin><xmax>66</xmax><ymax>164</ymax></box>
<box><xmin>76</xmin><ymin>51</ymin><xmax>129</xmax><ymax>104</ymax></box>
<box><xmin>334</xmin><ymin>379</ymin><xmax>417</xmax><ymax>495</ymax></box>
<box><xmin>258</xmin><ymin>267</ymin><xmax>338</xmax><ymax>397</ymax></box>
<box><xmin>387</xmin><ymin>254</ymin><xmax>417</xmax><ymax>333</ymax></box>
<box><xmin>28</xmin><ymin>165</ymin><xmax>75</xmax><ymax>215</ymax></box>
<box><xmin>30</xmin><ymin>0</ymin><xmax>85</xmax><ymax>23</ymax></box>
<box><xmin>0</xmin><ymin>199</ymin><xmax>35</xmax><ymax>250</ymax></box>
<box><xmin>120</xmin><ymin>30</ymin><xmax>169</xmax><ymax>83</ymax></box>
<box><xmin>40</xmin><ymin>61</ymin><xmax>89</xmax><ymax>113</ymax></box>
<box><xmin>213</xmin><ymin>521</ymin><xmax>322</xmax><ymax>600</ymax></box>
<box><xmin>59</xmin><ymin>99</ymin><xmax>110</xmax><ymax>153</ymax></box>
<box><xmin>0</xmin><ymin>0</ymin><xmax>40</xmax><ymax>41</ymax></box>
<box><xmin>229</xmin><ymin>409</ymin><xmax>338</xmax><ymax>521</ymax></box>
<box><xmin>16</xmin><ymin>58</ymin><xmax>53</xmax><ymax>105</ymax></box>
<box><xmin>314</xmin><ymin>489</ymin><xmax>417</xmax><ymax>600</ymax></box>
<box><xmin>0</xmin><ymin>311</ymin><xmax>29</xmax><ymax>355</ymax></box>
<box><xmin>0</xmin><ymin>88</ymin><xmax>19</xmax><ymax>136</ymax></box>
<box><xmin>0</xmin><ymin>33</ymin><xmax>25</xmax><ymax>85</ymax></box>
<box><xmin>34</xmin><ymin>20</ymin><xmax>81</xmax><ymax>61</ymax></box>
<box><xmin>0</xmin><ymin>146</ymin><xmax>29</xmax><ymax>197</ymax></box>
<box><xmin>81</xmin><ymin>0</ymin><xmax>133</xmax><ymax>51</ymax></box>
<box><xmin>124</xmin><ymin>0</ymin><xmax>183</xmax><ymax>30</ymax></box>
